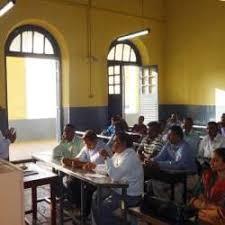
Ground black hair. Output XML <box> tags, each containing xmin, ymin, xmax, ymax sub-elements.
<box><xmin>116</xmin><ymin>132</ymin><xmax>133</xmax><ymax>148</ymax></box>
<box><xmin>169</xmin><ymin>125</ymin><xmax>183</xmax><ymax>139</ymax></box>
<box><xmin>65</xmin><ymin>124</ymin><xmax>75</xmax><ymax>130</ymax></box>
<box><xmin>184</xmin><ymin>117</ymin><xmax>193</xmax><ymax>125</ymax></box>
<box><xmin>147</xmin><ymin>121</ymin><xmax>159</xmax><ymax>128</ymax></box>
<box><xmin>83</xmin><ymin>129</ymin><xmax>97</xmax><ymax>141</ymax></box>
<box><xmin>114</xmin><ymin>121</ymin><xmax>125</xmax><ymax>133</ymax></box>
<box><xmin>208</xmin><ymin>121</ymin><xmax>218</xmax><ymax>127</ymax></box>
<box><xmin>214</xmin><ymin>148</ymin><xmax>225</xmax><ymax>163</ymax></box>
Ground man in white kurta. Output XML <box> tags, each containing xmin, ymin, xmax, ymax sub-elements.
<box><xmin>92</xmin><ymin>132</ymin><xmax>143</xmax><ymax>225</ymax></box>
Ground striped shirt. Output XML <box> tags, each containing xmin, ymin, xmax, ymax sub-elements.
<box><xmin>138</xmin><ymin>134</ymin><xmax>164</xmax><ymax>158</ymax></box>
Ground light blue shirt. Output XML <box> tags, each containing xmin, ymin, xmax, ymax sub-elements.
<box><xmin>183</xmin><ymin>129</ymin><xmax>200</xmax><ymax>157</ymax></box>
<box><xmin>77</xmin><ymin>140</ymin><xmax>111</xmax><ymax>164</ymax></box>
<box><xmin>153</xmin><ymin>140</ymin><xmax>197</xmax><ymax>172</ymax></box>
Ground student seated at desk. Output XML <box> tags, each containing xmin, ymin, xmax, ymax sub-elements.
<box><xmin>62</xmin><ymin>129</ymin><xmax>111</xmax><ymax>216</ymax></box>
<box><xmin>132</xmin><ymin>115</ymin><xmax>147</xmax><ymax>136</ymax></box>
<box><xmin>107</xmin><ymin>121</ymin><xmax>126</xmax><ymax>148</ymax></box>
<box><xmin>91</xmin><ymin>132</ymin><xmax>144</xmax><ymax>225</ymax></box>
<box><xmin>53</xmin><ymin>124</ymin><xmax>83</xmax><ymax>160</ymax></box>
<box><xmin>101</xmin><ymin>115</ymin><xmax>120</xmax><ymax>136</ymax></box>
<box><xmin>199</xmin><ymin>121</ymin><xmax>225</xmax><ymax>159</ymax></box>
<box><xmin>183</xmin><ymin>117</ymin><xmax>200</xmax><ymax>157</ymax></box>
<box><xmin>0</xmin><ymin>128</ymin><xmax>16</xmax><ymax>160</ymax></box>
<box><xmin>190</xmin><ymin>148</ymin><xmax>225</xmax><ymax>225</ymax></box>
<box><xmin>144</xmin><ymin>125</ymin><xmax>197</xmax><ymax>203</ymax></box>
<box><xmin>137</xmin><ymin>121</ymin><xmax>164</xmax><ymax>160</ymax></box>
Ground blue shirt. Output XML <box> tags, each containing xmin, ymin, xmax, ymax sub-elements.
<box><xmin>106</xmin><ymin>125</ymin><xmax>115</xmax><ymax>136</ymax></box>
<box><xmin>183</xmin><ymin>130</ymin><xmax>200</xmax><ymax>157</ymax></box>
<box><xmin>153</xmin><ymin>140</ymin><xmax>197</xmax><ymax>172</ymax></box>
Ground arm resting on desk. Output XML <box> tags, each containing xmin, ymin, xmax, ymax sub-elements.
<box><xmin>61</xmin><ymin>158</ymin><xmax>86</xmax><ymax>168</ymax></box>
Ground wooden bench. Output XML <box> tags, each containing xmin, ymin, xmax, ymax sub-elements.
<box><xmin>128</xmin><ymin>207</ymin><xmax>170</xmax><ymax>225</ymax></box>
<box><xmin>128</xmin><ymin>207</ymin><xmax>196</xmax><ymax>225</ymax></box>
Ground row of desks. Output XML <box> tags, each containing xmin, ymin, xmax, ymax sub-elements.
<box><xmin>32</xmin><ymin>152</ymin><xmax>129</xmax><ymax>225</ymax></box>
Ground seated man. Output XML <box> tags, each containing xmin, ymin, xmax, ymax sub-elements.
<box><xmin>107</xmin><ymin>121</ymin><xmax>126</xmax><ymax>148</ymax></box>
<box><xmin>199</xmin><ymin>121</ymin><xmax>225</xmax><ymax>158</ymax></box>
<box><xmin>183</xmin><ymin>117</ymin><xmax>200</xmax><ymax>157</ymax></box>
<box><xmin>219</xmin><ymin>113</ymin><xmax>225</xmax><ymax>137</ymax></box>
<box><xmin>144</xmin><ymin>125</ymin><xmax>197</xmax><ymax>203</ymax></box>
<box><xmin>190</xmin><ymin>148</ymin><xmax>225</xmax><ymax>225</ymax></box>
<box><xmin>0</xmin><ymin>128</ymin><xmax>16</xmax><ymax>160</ymax></box>
<box><xmin>91</xmin><ymin>132</ymin><xmax>144</xmax><ymax>225</ymax></box>
<box><xmin>62</xmin><ymin>129</ymin><xmax>111</xmax><ymax>216</ymax></box>
<box><xmin>166</xmin><ymin>113</ymin><xmax>182</xmax><ymax>130</ymax></box>
<box><xmin>53</xmin><ymin>124</ymin><xmax>83</xmax><ymax>160</ymax></box>
<box><xmin>137</xmin><ymin>121</ymin><xmax>164</xmax><ymax>159</ymax></box>
<box><xmin>102</xmin><ymin>115</ymin><xmax>120</xmax><ymax>136</ymax></box>
<box><xmin>132</xmin><ymin>115</ymin><xmax>147</xmax><ymax>136</ymax></box>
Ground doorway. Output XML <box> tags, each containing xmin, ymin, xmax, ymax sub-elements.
<box><xmin>107</xmin><ymin>40</ymin><xmax>159</xmax><ymax>126</ymax></box>
<box><xmin>5</xmin><ymin>25</ymin><xmax>61</xmax><ymax>159</ymax></box>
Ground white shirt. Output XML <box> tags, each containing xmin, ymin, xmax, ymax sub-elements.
<box><xmin>0</xmin><ymin>131</ymin><xmax>11</xmax><ymax>159</ymax></box>
<box><xmin>77</xmin><ymin>140</ymin><xmax>111</xmax><ymax>164</ymax></box>
<box><xmin>106</xmin><ymin>148</ymin><xmax>144</xmax><ymax>196</ymax></box>
<box><xmin>198</xmin><ymin>133</ymin><xmax>225</xmax><ymax>158</ymax></box>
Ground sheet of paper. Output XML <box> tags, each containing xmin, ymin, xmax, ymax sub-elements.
<box><xmin>85</xmin><ymin>173</ymin><xmax>106</xmax><ymax>178</ymax></box>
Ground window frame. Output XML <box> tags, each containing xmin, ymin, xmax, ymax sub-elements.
<box><xmin>5</xmin><ymin>25</ymin><xmax>60</xmax><ymax>59</ymax></box>
<box><xmin>107</xmin><ymin>40</ymin><xmax>142</xmax><ymax>95</ymax></box>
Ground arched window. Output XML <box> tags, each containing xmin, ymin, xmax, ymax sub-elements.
<box><xmin>5</xmin><ymin>25</ymin><xmax>60</xmax><ymax>58</ymax></box>
<box><xmin>107</xmin><ymin>40</ymin><xmax>141</xmax><ymax>95</ymax></box>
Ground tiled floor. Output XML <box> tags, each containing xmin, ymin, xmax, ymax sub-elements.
<box><xmin>9</xmin><ymin>139</ymin><xmax>57</xmax><ymax>161</ymax></box>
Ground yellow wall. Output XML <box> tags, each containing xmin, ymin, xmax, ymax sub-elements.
<box><xmin>0</xmin><ymin>0</ymin><xmax>165</xmax><ymax>109</ymax></box>
<box><xmin>164</xmin><ymin>0</ymin><xmax>225</xmax><ymax>106</ymax></box>
<box><xmin>7</xmin><ymin>57</ymin><xmax>26</xmax><ymax>120</ymax></box>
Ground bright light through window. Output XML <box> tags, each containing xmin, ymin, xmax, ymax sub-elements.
<box><xmin>26</xmin><ymin>58</ymin><xmax>57</xmax><ymax>119</ymax></box>
<box><xmin>215</xmin><ymin>88</ymin><xmax>225</xmax><ymax>121</ymax></box>
<box><xmin>124</xmin><ymin>66</ymin><xmax>140</xmax><ymax>114</ymax></box>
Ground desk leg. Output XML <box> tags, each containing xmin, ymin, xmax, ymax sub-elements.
<box><xmin>80</xmin><ymin>180</ymin><xmax>85</xmax><ymax>225</ymax></box>
<box><xmin>31</xmin><ymin>187</ymin><xmax>37</xmax><ymax>224</ymax></box>
<box><xmin>97</xmin><ymin>186</ymin><xmax>102</xmax><ymax>225</ymax></box>
<box><xmin>58</xmin><ymin>171</ymin><xmax>64</xmax><ymax>225</ymax></box>
<box><xmin>50</xmin><ymin>182</ymin><xmax>57</xmax><ymax>225</ymax></box>
<box><xmin>183</xmin><ymin>176</ymin><xmax>187</xmax><ymax>204</ymax></box>
<box><xmin>121</xmin><ymin>188</ymin><xmax>127</xmax><ymax>225</ymax></box>
<box><xmin>170</xmin><ymin>183</ymin><xmax>175</xmax><ymax>201</ymax></box>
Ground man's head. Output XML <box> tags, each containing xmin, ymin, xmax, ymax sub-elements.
<box><xmin>221</xmin><ymin>113</ymin><xmax>225</xmax><ymax>126</ymax></box>
<box><xmin>147</xmin><ymin>121</ymin><xmax>160</xmax><ymax>139</ymax></box>
<box><xmin>82</xmin><ymin>130</ymin><xmax>98</xmax><ymax>149</ymax></box>
<box><xmin>114</xmin><ymin>121</ymin><xmax>125</xmax><ymax>134</ymax></box>
<box><xmin>170</xmin><ymin>113</ymin><xmax>177</xmax><ymax>122</ymax></box>
<box><xmin>112</xmin><ymin>132</ymin><xmax>133</xmax><ymax>153</ymax></box>
<box><xmin>63</xmin><ymin>124</ymin><xmax>75</xmax><ymax>142</ymax></box>
<box><xmin>207</xmin><ymin>121</ymin><xmax>218</xmax><ymax>139</ymax></box>
<box><xmin>183</xmin><ymin>117</ymin><xmax>193</xmax><ymax>133</ymax></box>
<box><xmin>138</xmin><ymin>116</ymin><xmax>145</xmax><ymax>125</ymax></box>
<box><xmin>111</xmin><ymin>115</ymin><xmax>120</xmax><ymax>125</ymax></box>
<box><xmin>168</xmin><ymin>125</ymin><xmax>183</xmax><ymax>144</ymax></box>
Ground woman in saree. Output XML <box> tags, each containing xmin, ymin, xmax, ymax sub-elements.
<box><xmin>190</xmin><ymin>147</ymin><xmax>225</xmax><ymax>225</ymax></box>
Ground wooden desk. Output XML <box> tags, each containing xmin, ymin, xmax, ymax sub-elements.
<box><xmin>32</xmin><ymin>152</ymin><xmax>129</xmax><ymax>225</ymax></box>
<box><xmin>22</xmin><ymin>163</ymin><xmax>58</xmax><ymax>225</ymax></box>
<box><xmin>144</xmin><ymin>167</ymin><xmax>196</xmax><ymax>203</ymax></box>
